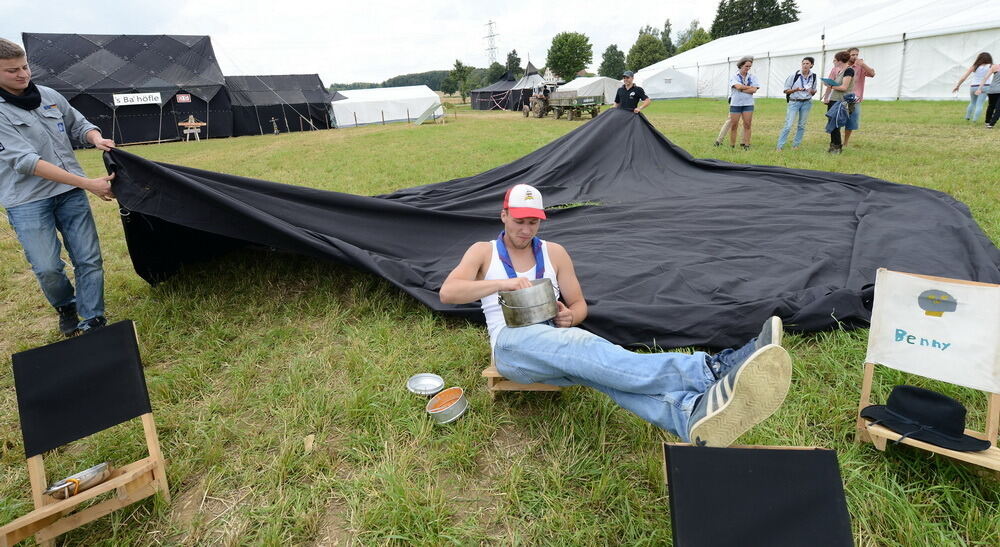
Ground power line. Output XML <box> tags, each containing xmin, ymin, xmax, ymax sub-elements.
<box><xmin>484</xmin><ymin>20</ymin><xmax>498</xmax><ymax>65</ymax></box>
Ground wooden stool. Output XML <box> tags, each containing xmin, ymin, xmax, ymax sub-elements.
<box><xmin>482</xmin><ymin>354</ymin><xmax>561</xmax><ymax>396</ymax></box>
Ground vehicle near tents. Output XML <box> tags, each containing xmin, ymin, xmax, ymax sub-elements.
<box><xmin>470</xmin><ymin>71</ymin><xmax>516</xmax><ymax>110</ymax></box>
<box><xmin>330</xmin><ymin>85</ymin><xmax>443</xmax><ymax>128</ymax></box>
<box><xmin>225</xmin><ymin>74</ymin><xmax>332</xmax><ymax>136</ymax></box>
<box><xmin>22</xmin><ymin>33</ymin><xmax>233</xmax><ymax>144</ymax></box>
<box><xmin>634</xmin><ymin>0</ymin><xmax>1000</xmax><ymax>100</ymax></box>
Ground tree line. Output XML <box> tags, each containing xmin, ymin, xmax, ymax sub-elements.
<box><xmin>331</xmin><ymin>2</ymin><xmax>798</xmax><ymax>100</ymax></box>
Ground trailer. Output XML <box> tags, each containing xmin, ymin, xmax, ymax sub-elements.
<box><xmin>548</xmin><ymin>94</ymin><xmax>602</xmax><ymax>120</ymax></box>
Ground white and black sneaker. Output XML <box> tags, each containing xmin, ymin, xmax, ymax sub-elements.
<box><xmin>754</xmin><ymin>316</ymin><xmax>783</xmax><ymax>351</ymax></box>
<box><xmin>687</xmin><ymin>344</ymin><xmax>792</xmax><ymax>447</ymax></box>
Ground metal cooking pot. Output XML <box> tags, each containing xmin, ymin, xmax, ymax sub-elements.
<box><xmin>498</xmin><ymin>278</ymin><xmax>558</xmax><ymax>327</ymax></box>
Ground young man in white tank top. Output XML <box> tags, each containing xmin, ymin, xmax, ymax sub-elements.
<box><xmin>440</xmin><ymin>184</ymin><xmax>793</xmax><ymax>447</ymax></box>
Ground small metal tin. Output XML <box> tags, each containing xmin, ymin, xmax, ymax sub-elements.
<box><xmin>426</xmin><ymin>387</ymin><xmax>468</xmax><ymax>424</ymax></box>
<box><xmin>407</xmin><ymin>373</ymin><xmax>445</xmax><ymax>396</ymax></box>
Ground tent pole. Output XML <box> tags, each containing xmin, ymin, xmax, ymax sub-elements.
<box><xmin>253</xmin><ymin>103</ymin><xmax>264</xmax><ymax>135</ymax></box>
<box><xmin>112</xmin><ymin>106</ymin><xmax>118</xmax><ymax>143</ymax></box>
<box><xmin>282</xmin><ymin>104</ymin><xmax>291</xmax><ymax>134</ymax></box>
<box><xmin>820</xmin><ymin>29</ymin><xmax>827</xmax><ymax>84</ymax></box>
<box><xmin>766</xmin><ymin>52</ymin><xmax>771</xmax><ymax>97</ymax></box>
<box><xmin>896</xmin><ymin>33</ymin><xmax>907</xmax><ymax>101</ymax></box>
<box><xmin>206</xmin><ymin>95</ymin><xmax>210</xmax><ymax>138</ymax></box>
<box><xmin>158</xmin><ymin>103</ymin><xmax>162</xmax><ymax>144</ymax></box>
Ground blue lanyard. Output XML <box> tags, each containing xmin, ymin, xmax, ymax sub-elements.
<box><xmin>496</xmin><ymin>232</ymin><xmax>544</xmax><ymax>279</ymax></box>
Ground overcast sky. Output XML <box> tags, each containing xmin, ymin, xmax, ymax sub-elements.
<box><xmin>3</xmin><ymin>0</ymin><xmax>842</xmax><ymax>84</ymax></box>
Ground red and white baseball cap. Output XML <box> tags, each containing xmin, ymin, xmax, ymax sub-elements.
<box><xmin>503</xmin><ymin>184</ymin><xmax>546</xmax><ymax>219</ymax></box>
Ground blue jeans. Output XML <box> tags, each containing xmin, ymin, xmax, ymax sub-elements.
<box><xmin>966</xmin><ymin>86</ymin><xmax>989</xmax><ymax>121</ymax></box>
<box><xmin>5</xmin><ymin>188</ymin><xmax>105</xmax><ymax>321</ymax></box>
<box><xmin>494</xmin><ymin>324</ymin><xmax>759</xmax><ymax>440</ymax></box>
<box><xmin>776</xmin><ymin>100</ymin><xmax>813</xmax><ymax>149</ymax></box>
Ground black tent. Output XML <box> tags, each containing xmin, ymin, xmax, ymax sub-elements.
<box><xmin>22</xmin><ymin>33</ymin><xmax>232</xmax><ymax>144</ymax></box>
<box><xmin>507</xmin><ymin>62</ymin><xmax>544</xmax><ymax>112</ymax></box>
<box><xmin>225</xmin><ymin>74</ymin><xmax>332</xmax><ymax>136</ymax></box>
<box><xmin>470</xmin><ymin>71</ymin><xmax>516</xmax><ymax>111</ymax></box>
<box><xmin>104</xmin><ymin>109</ymin><xmax>1000</xmax><ymax>349</ymax></box>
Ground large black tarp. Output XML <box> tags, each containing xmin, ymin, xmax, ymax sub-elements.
<box><xmin>23</xmin><ymin>33</ymin><xmax>233</xmax><ymax>143</ymax></box>
<box><xmin>105</xmin><ymin>108</ymin><xmax>1000</xmax><ymax>349</ymax></box>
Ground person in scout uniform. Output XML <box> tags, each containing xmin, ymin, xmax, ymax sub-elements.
<box><xmin>0</xmin><ymin>37</ymin><xmax>116</xmax><ymax>336</ymax></box>
<box><xmin>439</xmin><ymin>183</ymin><xmax>794</xmax><ymax>447</ymax></box>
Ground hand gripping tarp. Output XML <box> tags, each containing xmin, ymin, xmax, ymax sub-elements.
<box><xmin>104</xmin><ymin>108</ymin><xmax>1000</xmax><ymax>349</ymax></box>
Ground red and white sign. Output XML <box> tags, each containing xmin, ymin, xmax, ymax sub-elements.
<box><xmin>176</xmin><ymin>94</ymin><xmax>192</xmax><ymax>103</ymax></box>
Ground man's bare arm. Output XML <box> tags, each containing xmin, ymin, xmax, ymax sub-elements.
<box><xmin>547</xmin><ymin>243</ymin><xmax>587</xmax><ymax>327</ymax></box>
<box><xmin>439</xmin><ymin>242</ymin><xmax>531</xmax><ymax>304</ymax></box>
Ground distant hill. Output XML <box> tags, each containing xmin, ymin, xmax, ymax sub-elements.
<box><xmin>329</xmin><ymin>70</ymin><xmax>450</xmax><ymax>92</ymax></box>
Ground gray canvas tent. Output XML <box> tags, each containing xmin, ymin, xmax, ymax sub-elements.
<box><xmin>507</xmin><ymin>62</ymin><xmax>545</xmax><ymax>111</ymax></box>
<box><xmin>225</xmin><ymin>74</ymin><xmax>332</xmax><ymax>136</ymax></box>
<box><xmin>22</xmin><ymin>33</ymin><xmax>232</xmax><ymax>143</ymax></box>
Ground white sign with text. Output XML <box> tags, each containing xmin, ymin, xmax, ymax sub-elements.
<box><xmin>112</xmin><ymin>92</ymin><xmax>163</xmax><ymax>107</ymax></box>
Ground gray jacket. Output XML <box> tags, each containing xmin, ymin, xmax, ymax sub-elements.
<box><xmin>0</xmin><ymin>85</ymin><xmax>99</xmax><ymax>208</ymax></box>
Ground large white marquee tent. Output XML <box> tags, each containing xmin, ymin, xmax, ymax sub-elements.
<box><xmin>551</xmin><ymin>76</ymin><xmax>621</xmax><ymax>104</ymax></box>
<box><xmin>331</xmin><ymin>85</ymin><xmax>443</xmax><ymax>128</ymax></box>
<box><xmin>636</xmin><ymin>0</ymin><xmax>1000</xmax><ymax>101</ymax></box>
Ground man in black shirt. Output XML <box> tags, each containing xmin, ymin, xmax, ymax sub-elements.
<box><xmin>614</xmin><ymin>70</ymin><xmax>650</xmax><ymax>113</ymax></box>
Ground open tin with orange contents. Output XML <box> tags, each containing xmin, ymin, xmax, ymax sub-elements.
<box><xmin>425</xmin><ymin>387</ymin><xmax>468</xmax><ymax>424</ymax></box>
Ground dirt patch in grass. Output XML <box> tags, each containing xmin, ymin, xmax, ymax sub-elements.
<box><xmin>314</xmin><ymin>496</ymin><xmax>353</xmax><ymax>546</ymax></box>
<box><xmin>170</xmin><ymin>477</ymin><xmax>252</xmax><ymax>544</ymax></box>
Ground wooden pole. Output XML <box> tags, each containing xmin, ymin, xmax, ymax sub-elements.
<box><xmin>381</xmin><ymin>110</ymin><xmax>385</xmax><ymax>125</ymax></box>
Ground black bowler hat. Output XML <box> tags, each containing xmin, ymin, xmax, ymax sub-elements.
<box><xmin>860</xmin><ymin>385</ymin><xmax>991</xmax><ymax>452</ymax></box>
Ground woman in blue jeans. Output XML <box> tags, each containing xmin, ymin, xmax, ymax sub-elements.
<box><xmin>777</xmin><ymin>56</ymin><xmax>818</xmax><ymax>150</ymax></box>
<box><xmin>952</xmin><ymin>52</ymin><xmax>993</xmax><ymax>122</ymax></box>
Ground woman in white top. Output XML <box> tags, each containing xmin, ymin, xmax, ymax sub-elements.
<box><xmin>952</xmin><ymin>52</ymin><xmax>993</xmax><ymax>122</ymax></box>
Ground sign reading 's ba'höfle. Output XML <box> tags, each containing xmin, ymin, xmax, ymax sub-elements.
<box><xmin>866</xmin><ymin>269</ymin><xmax>1000</xmax><ymax>393</ymax></box>
<box><xmin>112</xmin><ymin>92</ymin><xmax>162</xmax><ymax>107</ymax></box>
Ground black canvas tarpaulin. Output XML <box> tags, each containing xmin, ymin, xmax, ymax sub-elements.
<box><xmin>663</xmin><ymin>444</ymin><xmax>853</xmax><ymax>546</ymax></box>
<box><xmin>105</xmin><ymin>108</ymin><xmax>1000</xmax><ymax>349</ymax></box>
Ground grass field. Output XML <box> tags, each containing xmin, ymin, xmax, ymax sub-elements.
<box><xmin>1</xmin><ymin>98</ymin><xmax>998</xmax><ymax>546</ymax></box>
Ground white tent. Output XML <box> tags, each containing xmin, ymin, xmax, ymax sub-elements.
<box><xmin>331</xmin><ymin>85</ymin><xmax>443</xmax><ymax>128</ymax></box>
<box><xmin>635</xmin><ymin>0</ymin><xmax>1000</xmax><ymax>101</ymax></box>
<box><xmin>551</xmin><ymin>76</ymin><xmax>621</xmax><ymax>104</ymax></box>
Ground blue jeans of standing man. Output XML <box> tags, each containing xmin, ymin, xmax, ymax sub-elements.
<box><xmin>493</xmin><ymin>324</ymin><xmax>759</xmax><ymax>441</ymax></box>
<box><xmin>966</xmin><ymin>86</ymin><xmax>989</xmax><ymax>121</ymax></box>
<box><xmin>5</xmin><ymin>188</ymin><xmax>105</xmax><ymax>322</ymax></box>
<box><xmin>776</xmin><ymin>100</ymin><xmax>813</xmax><ymax>149</ymax></box>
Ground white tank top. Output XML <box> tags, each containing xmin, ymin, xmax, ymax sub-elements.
<box><xmin>971</xmin><ymin>64</ymin><xmax>991</xmax><ymax>86</ymax></box>
<box><xmin>481</xmin><ymin>239</ymin><xmax>560</xmax><ymax>348</ymax></box>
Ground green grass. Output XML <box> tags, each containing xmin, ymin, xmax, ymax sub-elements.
<box><xmin>1</xmin><ymin>98</ymin><xmax>998</xmax><ymax>545</ymax></box>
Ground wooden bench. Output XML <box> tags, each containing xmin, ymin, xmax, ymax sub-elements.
<box><xmin>482</xmin><ymin>354</ymin><xmax>561</xmax><ymax>396</ymax></box>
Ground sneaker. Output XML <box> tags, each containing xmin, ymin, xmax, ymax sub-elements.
<box><xmin>687</xmin><ymin>345</ymin><xmax>792</xmax><ymax>447</ymax></box>
<box><xmin>828</xmin><ymin>144</ymin><xmax>842</xmax><ymax>154</ymax></box>
<box><xmin>754</xmin><ymin>316</ymin><xmax>783</xmax><ymax>351</ymax></box>
<box><xmin>713</xmin><ymin>141</ymin><xmax>723</xmax><ymax>147</ymax></box>
<box><xmin>56</xmin><ymin>304</ymin><xmax>79</xmax><ymax>337</ymax></box>
<box><xmin>740</xmin><ymin>144</ymin><xmax>751</xmax><ymax>150</ymax></box>
<box><xmin>78</xmin><ymin>316</ymin><xmax>107</xmax><ymax>333</ymax></box>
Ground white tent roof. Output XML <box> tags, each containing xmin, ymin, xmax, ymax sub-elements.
<box><xmin>635</xmin><ymin>0</ymin><xmax>1000</xmax><ymax>100</ymax></box>
<box><xmin>511</xmin><ymin>73</ymin><xmax>545</xmax><ymax>90</ymax></box>
<box><xmin>331</xmin><ymin>85</ymin><xmax>442</xmax><ymax>127</ymax></box>
<box><xmin>550</xmin><ymin>76</ymin><xmax>621</xmax><ymax>104</ymax></box>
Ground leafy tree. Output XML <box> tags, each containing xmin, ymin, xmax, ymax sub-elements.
<box><xmin>662</xmin><ymin>19</ymin><xmax>676</xmax><ymax>57</ymax></box>
<box><xmin>545</xmin><ymin>32</ymin><xmax>593</xmax><ymax>80</ymax></box>
<box><xmin>639</xmin><ymin>25</ymin><xmax>658</xmax><ymax>37</ymax></box>
<box><xmin>448</xmin><ymin>60</ymin><xmax>476</xmax><ymax>103</ymax></box>
<box><xmin>626</xmin><ymin>33</ymin><xmax>667</xmax><ymax>72</ymax></box>
<box><xmin>598</xmin><ymin>44</ymin><xmax>627</xmax><ymax>78</ymax></box>
<box><xmin>440</xmin><ymin>75</ymin><xmax>457</xmax><ymax>96</ymax></box>
<box><xmin>328</xmin><ymin>82</ymin><xmax>378</xmax><ymax>91</ymax></box>
<box><xmin>711</xmin><ymin>0</ymin><xmax>798</xmax><ymax>38</ymax></box>
<box><xmin>485</xmin><ymin>62</ymin><xmax>507</xmax><ymax>84</ymax></box>
<box><xmin>676</xmin><ymin>27</ymin><xmax>712</xmax><ymax>54</ymax></box>
<box><xmin>382</xmin><ymin>70</ymin><xmax>449</xmax><ymax>90</ymax></box>
<box><xmin>506</xmin><ymin>49</ymin><xmax>524</xmax><ymax>78</ymax></box>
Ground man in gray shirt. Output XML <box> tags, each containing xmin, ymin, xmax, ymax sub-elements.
<box><xmin>0</xmin><ymin>37</ymin><xmax>117</xmax><ymax>336</ymax></box>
